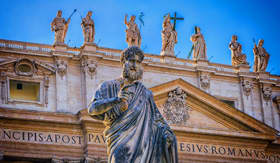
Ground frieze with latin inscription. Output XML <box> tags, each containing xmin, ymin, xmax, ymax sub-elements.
<box><xmin>1</xmin><ymin>129</ymin><xmax>279</xmax><ymax>163</ymax></box>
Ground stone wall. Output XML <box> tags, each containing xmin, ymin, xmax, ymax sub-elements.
<box><xmin>0</xmin><ymin>39</ymin><xmax>279</xmax><ymax>131</ymax></box>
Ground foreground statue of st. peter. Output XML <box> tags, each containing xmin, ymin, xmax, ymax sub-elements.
<box><xmin>88</xmin><ymin>46</ymin><xmax>178</xmax><ymax>163</ymax></box>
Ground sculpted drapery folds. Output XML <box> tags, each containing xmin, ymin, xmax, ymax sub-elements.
<box><xmin>82</xmin><ymin>11</ymin><xmax>95</xmax><ymax>44</ymax></box>
<box><xmin>88</xmin><ymin>46</ymin><xmax>178</xmax><ymax>163</ymax></box>
<box><xmin>51</xmin><ymin>10</ymin><xmax>70</xmax><ymax>45</ymax></box>
<box><xmin>229</xmin><ymin>35</ymin><xmax>248</xmax><ymax>66</ymax></box>
<box><xmin>253</xmin><ymin>39</ymin><xmax>270</xmax><ymax>72</ymax></box>
<box><xmin>125</xmin><ymin>15</ymin><xmax>141</xmax><ymax>47</ymax></box>
<box><xmin>190</xmin><ymin>26</ymin><xmax>207</xmax><ymax>60</ymax></box>
<box><xmin>161</xmin><ymin>14</ymin><xmax>178</xmax><ymax>55</ymax></box>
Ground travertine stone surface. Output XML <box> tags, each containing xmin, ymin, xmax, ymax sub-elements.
<box><xmin>0</xmin><ymin>39</ymin><xmax>279</xmax><ymax>133</ymax></box>
<box><xmin>229</xmin><ymin>35</ymin><xmax>248</xmax><ymax>66</ymax></box>
<box><xmin>161</xmin><ymin>14</ymin><xmax>177</xmax><ymax>56</ymax></box>
<box><xmin>124</xmin><ymin>15</ymin><xmax>141</xmax><ymax>47</ymax></box>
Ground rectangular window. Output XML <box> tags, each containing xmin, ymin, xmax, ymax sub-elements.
<box><xmin>9</xmin><ymin>80</ymin><xmax>40</xmax><ymax>102</ymax></box>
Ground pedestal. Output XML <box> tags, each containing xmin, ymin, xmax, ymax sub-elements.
<box><xmin>160</xmin><ymin>55</ymin><xmax>176</xmax><ymax>64</ymax></box>
<box><xmin>81</xmin><ymin>42</ymin><xmax>97</xmax><ymax>52</ymax></box>
<box><xmin>258</xmin><ymin>72</ymin><xmax>270</xmax><ymax>80</ymax></box>
<box><xmin>160</xmin><ymin>50</ymin><xmax>175</xmax><ymax>57</ymax></box>
<box><xmin>196</xmin><ymin>59</ymin><xmax>209</xmax><ymax>67</ymax></box>
<box><xmin>236</xmin><ymin>64</ymin><xmax>250</xmax><ymax>73</ymax></box>
<box><xmin>53</xmin><ymin>43</ymin><xmax>67</xmax><ymax>51</ymax></box>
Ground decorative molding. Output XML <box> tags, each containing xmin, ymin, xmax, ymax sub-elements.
<box><xmin>273</xmin><ymin>96</ymin><xmax>280</xmax><ymax>114</ymax></box>
<box><xmin>162</xmin><ymin>87</ymin><xmax>190</xmax><ymax>125</ymax></box>
<box><xmin>262</xmin><ymin>86</ymin><xmax>272</xmax><ymax>101</ymax></box>
<box><xmin>200</xmin><ymin>73</ymin><xmax>210</xmax><ymax>89</ymax></box>
<box><xmin>14</xmin><ymin>58</ymin><xmax>37</xmax><ymax>76</ymax></box>
<box><xmin>56</xmin><ymin>59</ymin><xmax>67</xmax><ymax>78</ymax></box>
<box><xmin>84</xmin><ymin>157</ymin><xmax>107</xmax><ymax>163</ymax></box>
<box><xmin>44</xmin><ymin>76</ymin><xmax>49</xmax><ymax>106</ymax></box>
<box><xmin>81</xmin><ymin>57</ymin><xmax>97</xmax><ymax>79</ymax></box>
<box><xmin>242</xmin><ymin>80</ymin><xmax>253</xmax><ymax>97</ymax></box>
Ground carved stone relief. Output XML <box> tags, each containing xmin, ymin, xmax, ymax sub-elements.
<box><xmin>242</xmin><ymin>80</ymin><xmax>253</xmax><ymax>97</ymax></box>
<box><xmin>56</xmin><ymin>60</ymin><xmax>67</xmax><ymax>78</ymax></box>
<box><xmin>14</xmin><ymin>58</ymin><xmax>37</xmax><ymax>76</ymax></box>
<box><xmin>262</xmin><ymin>86</ymin><xmax>272</xmax><ymax>101</ymax></box>
<box><xmin>163</xmin><ymin>87</ymin><xmax>190</xmax><ymax>125</ymax></box>
<box><xmin>200</xmin><ymin>73</ymin><xmax>210</xmax><ymax>89</ymax></box>
<box><xmin>81</xmin><ymin>57</ymin><xmax>97</xmax><ymax>79</ymax></box>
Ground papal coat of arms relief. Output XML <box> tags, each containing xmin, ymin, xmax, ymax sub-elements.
<box><xmin>162</xmin><ymin>87</ymin><xmax>190</xmax><ymax>125</ymax></box>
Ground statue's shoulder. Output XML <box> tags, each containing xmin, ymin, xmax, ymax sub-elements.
<box><xmin>137</xmin><ymin>82</ymin><xmax>153</xmax><ymax>96</ymax></box>
<box><xmin>98</xmin><ymin>79</ymin><xmax>121</xmax><ymax>89</ymax></box>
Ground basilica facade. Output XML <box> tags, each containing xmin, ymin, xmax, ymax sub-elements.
<box><xmin>0</xmin><ymin>11</ymin><xmax>280</xmax><ymax>163</ymax></box>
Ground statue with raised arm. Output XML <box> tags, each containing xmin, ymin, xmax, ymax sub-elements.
<box><xmin>253</xmin><ymin>39</ymin><xmax>270</xmax><ymax>72</ymax></box>
<box><xmin>161</xmin><ymin>14</ymin><xmax>177</xmax><ymax>56</ymax></box>
<box><xmin>229</xmin><ymin>35</ymin><xmax>248</xmax><ymax>66</ymax></box>
<box><xmin>81</xmin><ymin>11</ymin><xmax>95</xmax><ymax>44</ymax></box>
<box><xmin>125</xmin><ymin>15</ymin><xmax>141</xmax><ymax>47</ymax></box>
<box><xmin>88</xmin><ymin>46</ymin><xmax>178</xmax><ymax>163</ymax></box>
<box><xmin>51</xmin><ymin>10</ymin><xmax>71</xmax><ymax>46</ymax></box>
<box><xmin>190</xmin><ymin>26</ymin><xmax>207</xmax><ymax>60</ymax></box>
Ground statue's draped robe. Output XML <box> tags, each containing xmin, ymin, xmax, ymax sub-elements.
<box><xmin>191</xmin><ymin>33</ymin><xmax>207</xmax><ymax>60</ymax></box>
<box><xmin>253</xmin><ymin>47</ymin><xmax>270</xmax><ymax>72</ymax></box>
<box><xmin>229</xmin><ymin>41</ymin><xmax>247</xmax><ymax>66</ymax></box>
<box><xmin>88</xmin><ymin>79</ymin><xmax>178</xmax><ymax>163</ymax></box>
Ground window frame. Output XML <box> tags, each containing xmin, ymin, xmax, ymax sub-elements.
<box><xmin>6</xmin><ymin>76</ymin><xmax>44</xmax><ymax>105</ymax></box>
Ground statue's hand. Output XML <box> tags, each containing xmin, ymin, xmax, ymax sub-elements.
<box><xmin>118</xmin><ymin>88</ymin><xmax>133</xmax><ymax>112</ymax></box>
<box><xmin>165</xmin><ymin>129</ymin><xmax>174</xmax><ymax>148</ymax></box>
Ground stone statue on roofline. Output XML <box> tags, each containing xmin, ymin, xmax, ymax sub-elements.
<box><xmin>88</xmin><ymin>46</ymin><xmax>178</xmax><ymax>163</ymax></box>
<box><xmin>253</xmin><ymin>39</ymin><xmax>270</xmax><ymax>72</ymax></box>
<box><xmin>190</xmin><ymin>26</ymin><xmax>207</xmax><ymax>60</ymax></box>
<box><xmin>51</xmin><ymin>10</ymin><xmax>71</xmax><ymax>46</ymax></box>
<box><xmin>81</xmin><ymin>11</ymin><xmax>95</xmax><ymax>44</ymax></box>
<box><xmin>161</xmin><ymin>13</ymin><xmax>178</xmax><ymax>56</ymax></box>
<box><xmin>229</xmin><ymin>35</ymin><xmax>248</xmax><ymax>66</ymax></box>
<box><xmin>125</xmin><ymin>15</ymin><xmax>141</xmax><ymax>47</ymax></box>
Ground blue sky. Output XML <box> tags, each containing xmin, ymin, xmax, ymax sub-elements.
<box><xmin>1</xmin><ymin>0</ymin><xmax>279</xmax><ymax>75</ymax></box>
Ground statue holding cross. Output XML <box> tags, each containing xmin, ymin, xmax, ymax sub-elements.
<box><xmin>170</xmin><ymin>12</ymin><xmax>184</xmax><ymax>31</ymax></box>
<box><xmin>160</xmin><ymin>12</ymin><xmax>184</xmax><ymax>56</ymax></box>
<box><xmin>161</xmin><ymin>14</ymin><xmax>178</xmax><ymax>56</ymax></box>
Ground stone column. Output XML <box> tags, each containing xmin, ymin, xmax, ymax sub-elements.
<box><xmin>273</xmin><ymin>96</ymin><xmax>280</xmax><ymax>131</ymax></box>
<box><xmin>260</xmin><ymin>83</ymin><xmax>274</xmax><ymax>127</ymax></box>
<box><xmin>55</xmin><ymin>58</ymin><xmax>68</xmax><ymax>112</ymax></box>
<box><xmin>240</xmin><ymin>78</ymin><xmax>254</xmax><ymax>116</ymax></box>
<box><xmin>80</xmin><ymin>43</ymin><xmax>98</xmax><ymax>109</ymax></box>
<box><xmin>53</xmin><ymin>45</ymin><xmax>70</xmax><ymax>112</ymax></box>
<box><xmin>0</xmin><ymin>72</ymin><xmax>7</xmax><ymax>104</ymax></box>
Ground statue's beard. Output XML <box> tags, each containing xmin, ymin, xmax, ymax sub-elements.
<box><xmin>122</xmin><ymin>64</ymin><xmax>143</xmax><ymax>82</ymax></box>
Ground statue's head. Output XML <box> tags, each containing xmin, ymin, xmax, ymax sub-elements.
<box><xmin>258</xmin><ymin>39</ymin><xmax>264</xmax><ymax>47</ymax></box>
<box><xmin>232</xmin><ymin>35</ymin><xmax>237</xmax><ymax>41</ymax></box>
<box><xmin>87</xmin><ymin>11</ymin><xmax>92</xmax><ymax>17</ymax></box>
<box><xmin>121</xmin><ymin>46</ymin><xmax>144</xmax><ymax>82</ymax></box>
<box><xmin>57</xmin><ymin>10</ymin><xmax>62</xmax><ymax>17</ymax></box>
<box><xmin>165</xmin><ymin>13</ymin><xmax>171</xmax><ymax>22</ymax></box>
<box><xmin>130</xmin><ymin>15</ymin><xmax>136</xmax><ymax>21</ymax></box>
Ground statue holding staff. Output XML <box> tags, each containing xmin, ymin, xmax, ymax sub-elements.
<box><xmin>190</xmin><ymin>26</ymin><xmax>207</xmax><ymax>60</ymax></box>
<box><xmin>125</xmin><ymin>15</ymin><xmax>141</xmax><ymax>47</ymax></box>
<box><xmin>51</xmin><ymin>10</ymin><xmax>75</xmax><ymax>46</ymax></box>
<box><xmin>81</xmin><ymin>11</ymin><xmax>95</xmax><ymax>44</ymax></box>
<box><xmin>253</xmin><ymin>39</ymin><xmax>270</xmax><ymax>72</ymax></box>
